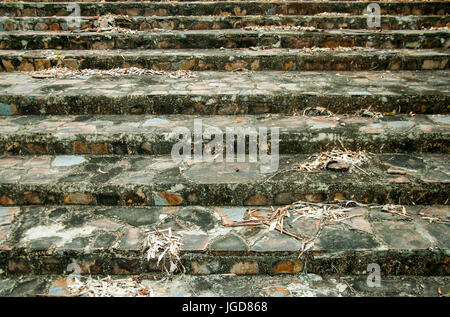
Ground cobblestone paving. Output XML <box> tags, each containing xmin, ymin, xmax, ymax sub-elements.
<box><xmin>0</xmin><ymin>114</ymin><xmax>448</xmax><ymax>155</ymax></box>
<box><xmin>1</xmin><ymin>274</ymin><xmax>449</xmax><ymax>297</ymax></box>
<box><xmin>0</xmin><ymin>71</ymin><xmax>448</xmax><ymax>115</ymax></box>
<box><xmin>0</xmin><ymin>205</ymin><xmax>448</xmax><ymax>275</ymax></box>
<box><xmin>1</xmin><ymin>15</ymin><xmax>448</xmax><ymax>32</ymax></box>
<box><xmin>0</xmin><ymin>1</ymin><xmax>447</xmax><ymax>17</ymax></box>
<box><xmin>1</xmin><ymin>29</ymin><xmax>449</xmax><ymax>50</ymax></box>
<box><xmin>1</xmin><ymin>48</ymin><xmax>449</xmax><ymax>72</ymax></box>
<box><xmin>0</xmin><ymin>153</ymin><xmax>448</xmax><ymax>206</ymax></box>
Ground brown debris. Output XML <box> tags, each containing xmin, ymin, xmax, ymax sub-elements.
<box><xmin>355</xmin><ymin>108</ymin><xmax>384</xmax><ymax>119</ymax></box>
<box><xmin>244</xmin><ymin>25</ymin><xmax>316</xmax><ymax>32</ymax></box>
<box><xmin>30</xmin><ymin>66</ymin><xmax>198</xmax><ymax>79</ymax></box>
<box><xmin>302</xmin><ymin>106</ymin><xmax>334</xmax><ymax>117</ymax></box>
<box><xmin>297</xmin><ymin>149</ymin><xmax>371</xmax><ymax>174</ymax></box>
<box><xmin>145</xmin><ymin>228</ymin><xmax>185</xmax><ymax>274</ymax></box>
<box><xmin>67</xmin><ymin>276</ymin><xmax>152</xmax><ymax>297</ymax></box>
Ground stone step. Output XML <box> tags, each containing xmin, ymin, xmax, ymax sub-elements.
<box><xmin>0</xmin><ymin>71</ymin><xmax>448</xmax><ymax>115</ymax></box>
<box><xmin>2</xmin><ymin>15</ymin><xmax>448</xmax><ymax>32</ymax></box>
<box><xmin>0</xmin><ymin>204</ymin><xmax>448</xmax><ymax>276</ymax></box>
<box><xmin>1</xmin><ymin>273</ymin><xmax>449</xmax><ymax>297</ymax></box>
<box><xmin>0</xmin><ymin>114</ymin><xmax>449</xmax><ymax>156</ymax></box>
<box><xmin>1</xmin><ymin>1</ymin><xmax>447</xmax><ymax>18</ymax></box>
<box><xmin>0</xmin><ymin>153</ymin><xmax>448</xmax><ymax>206</ymax></box>
<box><xmin>1</xmin><ymin>29</ymin><xmax>449</xmax><ymax>50</ymax></box>
<box><xmin>1</xmin><ymin>48</ymin><xmax>449</xmax><ymax>72</ymax></box>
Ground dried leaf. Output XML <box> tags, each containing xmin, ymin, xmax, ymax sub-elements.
<box><xmin>268</xmin><ymin>219</ymin><xmax>277</xmax><ymax>231</ymax></box>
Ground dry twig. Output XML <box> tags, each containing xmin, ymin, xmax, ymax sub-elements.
<box><xmin>297</xmin><ymin>149</ymin><xmax>372</xmax><ymax>174</ymax></box>
<box><xmin>145</xmin><ymin>228</ymin><xmax>185</xmax><ymax>274</ymax></box>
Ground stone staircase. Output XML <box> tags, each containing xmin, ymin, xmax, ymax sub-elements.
<box><xmin>0</xmin><ymin>0</ymin><xmax>449</xmax><ymax>296</ymax></box>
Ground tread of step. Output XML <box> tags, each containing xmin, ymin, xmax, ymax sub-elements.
<box><xmin>1</xmin><ymin>274</ymin><xmax>449</xmax><ymax>297</ymax></box>
<box><xmin>1</xmin><ymin>48</ymin><xmax>449</xmax><ymax>72</ymax></box>
<box><xmin>0</xmin><ymin>204</ymin><xmax>448</xmax><ymax>275</ymax></box>
<box><xmin>0</xmin><ymin>71</ymin><xmax>448</xmax><ymax>115</ymax></box>
<box><xmin>1</xmin><ymin>29</ymin><xmax>449</xmax><ymax>50</ymax></box>
<box><xmin>0</xmin><ymin>153</ymin><xmax>448</xmax><ymax>206</ymax></box>
<box><xmin>1</xmin><ymin>15</ymin><xmax>448</xmax><ymax>31</ymax></box>
<box><xmin>1</xmin><ymin>1</ymin><xmax>447</xmax><ymax>17</ymax></box>
<box><xmin>0</xmin><ymin>114</ymin><xmax>449</xmax><ymax>155</ymax></box>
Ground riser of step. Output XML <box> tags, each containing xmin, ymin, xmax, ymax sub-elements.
<box><xmin>0</xmin><ymin>71</ymin><xmax>448</xmax><ymax>115</ymax></box>
<box><xmin>0</xmin><ymin>154</ymin><xmax>448</xmax><ymax>206</ymax></box>
<box><xmin>2</xmin><ymin>251</ymin><xmax>447</xmax><ymax>276</ymax></box>
<box><xmin>0</xmin><ymin>115</ymin><xmax>448</xmax><ymax>155</ymax></box>
<box><xmin>1</xmin><ymin>2</ymin><xmax>447</xmax><ymax>18</ymax></box>
<box><xmin>1</xmin><ymin>30</ymin><xmax>449</xmax><ymax>50</ymax></box>
<box><xmin>1</xmin><ymin>49</ymin><xmax>449</xmax><ymax>72</ymax></box>
<box><xmin>0</xmin><ymin>205</ymin><xmax>448</xmax><ymax>276</ymax></box>
<box><xmin>2</xmin><ymin>274</ymin><xmax>450</xmax><ymax>297</ymax></box>
<box><xmin>2</xmin><ymin>16</ymin><xmax>448</xmax><ymax>31</ymax></box>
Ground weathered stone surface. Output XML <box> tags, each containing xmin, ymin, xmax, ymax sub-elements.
<box><xmin>418</xmin><ymin>222</ymin><xmax>450</xmax><ymax>249</ymax></box>
<box><xmin>101</xmin><ymin>207</ymin><xmax>159</xmax><ymax>227</ymax></box>
<box><xmin>210</xmin><ymin>233</ymin><xmax>248</xmax><ymax>252</ymax></box>
<box><xmin>0</xmin><ymin>71</ymin><xmax>448</xmax><ymax>115</ymax></box>
<box><xmin>180</xmin><ymin>233</ymin><xmax>210</xmax><ymax>252</ymax></box>
<box><xmin>0</xmin><ymin>0</ymin><xmax>448</xmax><ymax>286</ymax></box>
<box><xmin>286</xmin><ymin>217</ymin><xmax>321</xmax><ymax>238</ymax></box>
<box><xmin>1</xmin><ymin>273</ymin><xmax>449</xmax><ymax>297</ymax></box>
<box><xmin>230</xmin><ymin>261</ymin><xmax>259</xmax><ymax>275</ymax></box>
<box><xmin>272</xmin><ymin>260</ymin><xmax>303</xmax><ymax>274</ymax></box>
<box><xmin>0</xmin><ymin>205</ymin><xmax>447</xmax><ymax>276</ymax></box>
<box><xmin>0</xmin><ymin>1</ymin><xmax>447</xmax><ymax>18</ymax></box>
<box><xmin>2</xmin><ymin>114</ymin><xmax>448</xmax><ymax>156</ymax></box>
<box><xmin>342</xmin><ymin>214</ymin><xmax>373</xmax><ymax>234</ymax></box>
<box><xmin>47</xmin><ymin>278</ymin><xmax>69</xmax><ymax>296</ymax></box>
<box><xmin>119</xmin><ymin>227</ymin><xmax>142</xmax><ymax>250</ymax></box>
<box><xmin>0</xmin><ymin>153</ymin><xmax>449</xmax><ymax>206</ymax></box>
<box><xmin>7</xmin><ymin>278</ymin><xmax>46</xmax><ymax>297</ymax></box>
<box><xmin>1</xmin><ymin>15</ymin><xmax>448</xmax><ymax>33</ymax></box>
<box><xmin>251</xmin><ymin>231</ymin><xmax>301</xmax><ymax>252</ymax></box>
<box><xmin>314</xmin><ymin>227</ymin><xmax>380</xmax><ymax>251</ymax></box>
<box><xmin>2</xmin><ymin>22</ymin><xmax>450</xmax><ymax>50</ymax></box>
<box><xmin>372</xmin><ymin>221</ymin><xmax>431</xmax><ymax>249</ymax></box>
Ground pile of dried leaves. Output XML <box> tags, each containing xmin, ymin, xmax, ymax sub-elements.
<box><xmin>31</xmin><ymin>67</ymin><xmax>198</xmax><ymax>79</ymax></box>
<box><xmin>302</xmin><ymin>106</ymin><xmax>334</xmax><ymax>117</ymax></box>
<box><xmin>297</xmin><ymin>149</ymin><xmax>372</xmax><ymax>174</ymax></box>
<box><xmin>225</xmin><ymin>200</ymin><xmax>439</xmax><ymax>256</ymax></box>
<box><xmin>425</xmin><ymin>26</ymin><xmax>449</xmax><ymax>31</ymax></box>
<box><xmin>67</xmin><ymin>276</ymin><xmax>152</xmax><ymax>297</ymax></box>
<box><xmin>145</xmin><ymin>228</ymin><xmax>185</xmax><ymax>275</ymax></box>
<box><xmin>355</xmin><ymin>107</ymin><xmax>384</xmax><ymax>119</ymax></box>
<box><xmin>291</xmin><ymin>201</ymin><xmax>356</xmax><ymax>223</ymax></box>
<box><xmin>227</xmin><ymin>201</ymin><xmax>363</xmax><ymax>235</ymax></box>
<box><xmin>314</xmin><ymin>12</ymin><xmax>351</xmax><ymax>16</ymax></box>
<box><xmin>226</xmin><ymin>200</ymin><xmax>367</xmax><ymax>253</ymax></box>
<box><xmin>303</xmin><ymin>46</ymin><xmax>369</xmax><ymax>53</ymax></box>
<box><xmin>244</xmin><ymin>25</ymin><xmax>316</xmax><ymax>31</ymax></box>
<box><xmin>419</xmin><ymin>210</ymin><xmax>450</xmax><ymax>224</ymax></box>
<box><xmin>72</xmin><ymin>14</ymin><xmax>138</xmax><ymax>34</ymax></box>
<box><xmin>57</xmin><ymin>227</ymin><xmax>185</xmax><ymax>297</ymax></box>
<box><xmin>381</xmin><ymin>204</ymin><xmax>409</xmax><ymax>218</ymax></box>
